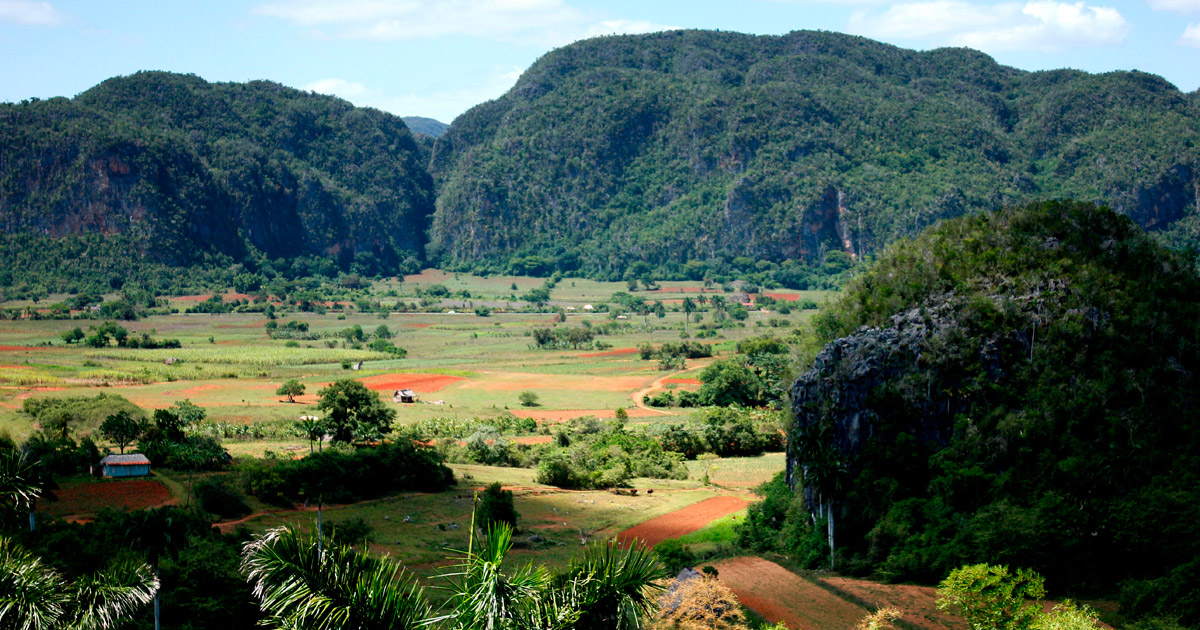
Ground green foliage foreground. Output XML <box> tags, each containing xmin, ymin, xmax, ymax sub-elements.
<box><xmin>241</xmin><ymin>523</ymin><xmax>668</xmax><ymax>630</ymax></box>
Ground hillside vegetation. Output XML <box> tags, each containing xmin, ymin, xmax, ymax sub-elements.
<box><xmin>431</xmin><ymin>30</ymin><xmax>1200</xmax><ymax>279</ymax></box>
<box><xmin>0</xmin><ymin>71</ymin><xmax>433</xmax><ymax>290</ymax></box>
<box><xmin>750</xmin><ymin>201</ymin><xmax>1200</xmax><ymax>623</ymax></box>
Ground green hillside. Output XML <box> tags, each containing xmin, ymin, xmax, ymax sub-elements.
<box><xmin>0</xmin><ymin>71</ymin><xmax>433</xmax><ymax>286</ymax></box>
<box><xmin>430</xmin><ymin>29</ymin><xmax>1200</xmax><ymax>279</ymax></box>
<box><xmin>747</xmin><ymin>201</ymin><xmax>1200</xmax><ymax>622</ymax></box>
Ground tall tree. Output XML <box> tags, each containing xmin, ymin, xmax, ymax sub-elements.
<box><xmin>99</xmin><ymin>411</ymin><xmax>147</xmax><ymax>455</ymax></box>
<box><xmin>316</xmin><ymin>380</ymin><xmax>396</xmax><ymax>444</ymax></box>
<box><xmin>126</xmin><ymin>507</ymin><xmax>190</xmax><ymax>630</ymax></box>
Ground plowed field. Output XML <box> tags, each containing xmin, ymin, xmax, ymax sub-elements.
<box><xmin>819</xmin><ymin>576</ymin><xmax>963</xmax><ymax>630</ymax></box>
<box><xmin>617</xmin><ymin>495</ymin><xmax>748</xmax><ymax>547</ymax></box>
<box><xmin>710</xmin><ymin>557</ymin><xmax>868</xmax><ymax>630</ymax></box>
<box><xmin>46</xmin><ymin>479</ymin><xmax>173</xmax><ymax>518</ymax></box>
<box><xmin>356</xmin><ymin>373</ymin><xmax>466</xmax><ymax>392</ymax></box>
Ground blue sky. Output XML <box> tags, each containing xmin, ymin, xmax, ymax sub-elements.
<box><xmin>1</xmin><ymin>0</ymin><xmax>1197</xmax><ymax>123</ymax></box>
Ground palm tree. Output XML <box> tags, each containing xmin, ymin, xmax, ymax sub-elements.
<box><xmin>126</xmin><ymin>507</ymin><xmax>189</xmax><ymax>630</ymax></box>
<box><xmin>681</xmin><ymin>297</ymin><xmax>696</xmax><ymax>335</ymax></box>
<box><xmin>0</xmin><ymin>536</ymin><xmax>158</xmax><ymax>630</ymax></box>
<box><xmin>241</xmin><ymin>526</ymin><xmax>429</xmax><ymax>630</ymax></box>
<box><xmin>438</xmin><ymin>524</ymin><xmax>554</xmax><ymax>630</ymax></box>
<box><xmin>0</xmin><ymin>449</ymin><xmax>44</xmax><ymax>532</ymax></box>
<box><xmin>241</xmin><ymin>522</ymin><xmax>667</xmax><ymax>630</ymax></box>
<box><xmin>794</xmin><ymin>421</ymin><xmax>847</xmax><ymax>570</ymax></box>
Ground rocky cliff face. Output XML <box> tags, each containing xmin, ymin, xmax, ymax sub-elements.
<box><xmin>0</xmin><ymin>72</ymin><xmax>433</xmax><ymax>271</ymax></box>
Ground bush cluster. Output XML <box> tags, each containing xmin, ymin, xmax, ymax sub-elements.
<box><xmin>240</xmin><ymin>441</ymin><xmax>454</xmax><ymax>506</ymax></box>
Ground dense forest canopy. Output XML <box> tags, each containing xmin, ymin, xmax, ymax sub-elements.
<box><xmin>0</xmin><ymin>71</ymin><xmax>433</xmax><ymax>283</ymax></box>
<box><xmin>774</xmin><ymin>201</ymin><xmax>1200</xmax><ymax>623</ymax></box>
<box><xmin>431</xmin><ymin>29</ymin><xmax>1200</xmax><ymax>278</ymax></box>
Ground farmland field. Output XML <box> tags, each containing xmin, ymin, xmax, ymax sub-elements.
<box><xmin>0</xmin><ymin>271</ymin><xmax>826</xmax><ymax>601</ymax></box>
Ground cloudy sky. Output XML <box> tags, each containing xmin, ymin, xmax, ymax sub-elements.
<box><xmin>1</xmin><ymin>0</ymin><xmax>1197</xmax><ymax>123</ymax></box>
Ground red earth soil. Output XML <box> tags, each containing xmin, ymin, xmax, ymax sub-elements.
<box><xmin>163</xmin><ymin>383</ymin><xmax>221</xmax><ymax>396</ymax></box>
<box><xmin>0</xmin><ymin>364</ymin><xmax>33</xmax><ymax>369</ymax></box>
<box><xmin>356</xmin><ymin>373</ymin><xmax>466</xmax><ymax>393</ymax></box>
<box><xmin>764</xmin><ymin>292</ymin><xmax>801</xmax><ymax>301</ymax></box>
<box><xmin>46</xmin><ymin>479</ymin><xmax>173</xmax><ymax>518</ymax></box>
<box><xmin>405</xmin><ymin>323</ymin><xmax>433</xmax><ymax>328</ymax></box>
<box><xmin>0</xmin><ymin>346</ymin><xmax>48</xmax><ymax>351</ymax></box>
<box><xmin>578</xmin><ymin>347</ymin><xmax>638</xmax><ymax>357</ymax></box>
<box><xmin>710</xmin><ymin>557</ymin><xmax>868</xmax><ymax>630</ymax></box>
<box><xmin>510</xmin><ymin>435</ymin><xmax>553</xmax><ymax>445</ymax></box>
<box><xmin>617</xmin><ymin>495</ymin><xmax>749</xmax><ymax>548</ymax></box>
<box><xmin>819</xmin><ymin>576</ymin><xmax>964</xmax><ymax>630</ymax></box>
<box><xmin>662</xmin><ymin>378</ymin><xmax>702</xmax><ymax>385</ymax></box>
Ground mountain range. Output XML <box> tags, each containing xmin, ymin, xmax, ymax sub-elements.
<box><xmin>2</xmin><ymin>30</ymin><xmax>1199</xmax><ymax>288</ymax></box>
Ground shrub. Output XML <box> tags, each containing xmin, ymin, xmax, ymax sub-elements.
<box><xmin>474</xmin><ymin>482</ymin><xmax>518</xmax><ymax>532</ymax></box>
<box><xmin>194</xmin><ymin>477</ymin><xmax>251</xmax><ymax>518</ymax></box>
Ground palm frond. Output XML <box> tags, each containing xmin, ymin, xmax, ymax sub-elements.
<box><xmin>71</xmin><ymin>559</ymin><xmax>159</xmax><ymax>630</ymax></box>
<box><xmin>558</xmin><ymin>538</ymin><xmax>669</xmax><ymax>630</ymax></box>
<box><xmin>0</xmin><ymin>450</ymin><xmax>43</xmax><ymax>512</ymax></box>
<box><xmin>241</xmin><ymin>525</ymin><xmax>429</xmax><ymax>630</ymax></box>
<box><xmin>0</xmin><ymin>536</ymin><xmax>70</xmax><ymax>630</ymax></box>
<box><xmin>437</xmin><ymin>523</ymin><xmax>551</xmax><ymax>630</ymax></box>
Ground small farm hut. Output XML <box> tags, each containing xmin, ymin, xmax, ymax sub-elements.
<box><xmin>99</xmin><ymin>454</ymin><xmax>151</xmax><ymax>478</ymax></box>
<box><xmin>394</xmin><ymin>389</ymin><xmax>418</xmax><ymax>403</ymax></box>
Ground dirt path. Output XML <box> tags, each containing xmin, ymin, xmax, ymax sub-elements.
<box><xmin>616</xmin><ymin>495</ymin><xmax>747</xmax><ymax>547</ymax></box>
<box><xmin>630</xmin><ymin>360</ymin><xmax>713</xmax><ymax>414</ymax></box>
<box><xmin>709</xmin><ymin>557</ymin><xmax>869</xmax><ymax>630</ymax></box>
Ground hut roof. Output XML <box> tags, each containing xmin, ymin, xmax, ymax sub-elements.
<box><xmin>100</xmin><ymin>454</ymin><xmax>150</xmax><ymax>466</ymax></box>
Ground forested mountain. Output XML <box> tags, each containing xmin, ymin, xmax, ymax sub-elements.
<box><xmin>0</xmin><ymin>71</ymin><xmax>433</xmax><ymax>281</ymax></box>
<box><xmin>401</xmin><ymin>116</ymin><xmax>448</xmax><ymax>138</ymax></box>
<box><xmin>430</xmin><ymin>29</ymin><xmax>1200</xmax><ymax>278</ymax></box>
<box><xmin>769</xmin><ymin>201</ymin><xmax>1200</xmax><ymax>622</ymax></box>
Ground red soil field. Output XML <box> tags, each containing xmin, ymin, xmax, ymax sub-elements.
<box><xmin>510</xmin><ymin>435</ymin><xmax>553</xmax><ymax>445</ymax></box>
<box><xmin>0</xmin><ymin>345</ymin><xmax>48</xmax><ymax>351</ymax></box>
<box><xmin>0</xmin><ymin>364</ymin><xmax>32</xmax><ymax>369</ymax></box>
<box><xmin>578</xmin><ymin>347</ymin><xmax>638</xmax><ymax>357</ymax></box>
<box><xmin>617</xmin><ymin>495</ymin><xmax>749</xmax><ymax>548</ymax></box>
<box><xmin>819</xmin><ymin>576</ymin><xmax>963</xmax><ymax>630</ymax></box>
<box><xmin>405</xmin><ymin>323</ymin><xmax>433</xmax><ymax>328</ymax></box>
<box><xmin>662</xmin><ymin>378</ymin><xmax>702</xmax><ymax>385</ymax></box>
<box><xmin>163</xmin><ymin>383</ymin><xmax>221</xmax><ymax>396</ymax></box>
<box><xmin>356</xmin><ymin>373</ymin><xmax>466</xmax><ymax>393</ymax></box>
<box><xmin>46</xmin><ymin>479</ymin><xmax>173</xmax><ymax>518</ymax></box>
<box><xmin>711</xmin><ymin>557</ymin><xmax>868</xmax><ymax>630</ymax></box>
<box><xmin>764</xmin><ymin>292</ymin><xmax>801</xmax><ymax>301</ymax></box>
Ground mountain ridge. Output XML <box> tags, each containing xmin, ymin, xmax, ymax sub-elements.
<box><xmin>430</xmin><ymin>29</ymin><xmax>1200</xmax><ymax>278</ymax></box>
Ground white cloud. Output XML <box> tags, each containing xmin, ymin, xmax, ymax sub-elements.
<box><xmin>1180</xmin><ymin>22</ymin><xmax>1200</xmax><ymax>45</ymax></box>
<box><xmin>298</xmin><ymin>65</ymin><xmax>524</xmax><ymax>122</ymax></box>
<box><xmin>303</xmin><ymin>78</ymin><xmax>369</xmax><ymax>99</ymax></box>
<box><xmin>1147</xmin><ymin>0</ymin><xmax>1200</xmax><ymax>13</ymax></box>
<box><xmin>0</xmin><ymin>0</ymin><xmax>64</xmax><ymax>25</ymax></box>
<box><xmin>254</xmin><ymin>0</ymin><xmax>676</xmax><ymax>46</ymax></box>
<box><xmin>849</xmin><ymin>0</ymin><xmax>1129</xmax><ymax>51</ymax></box>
